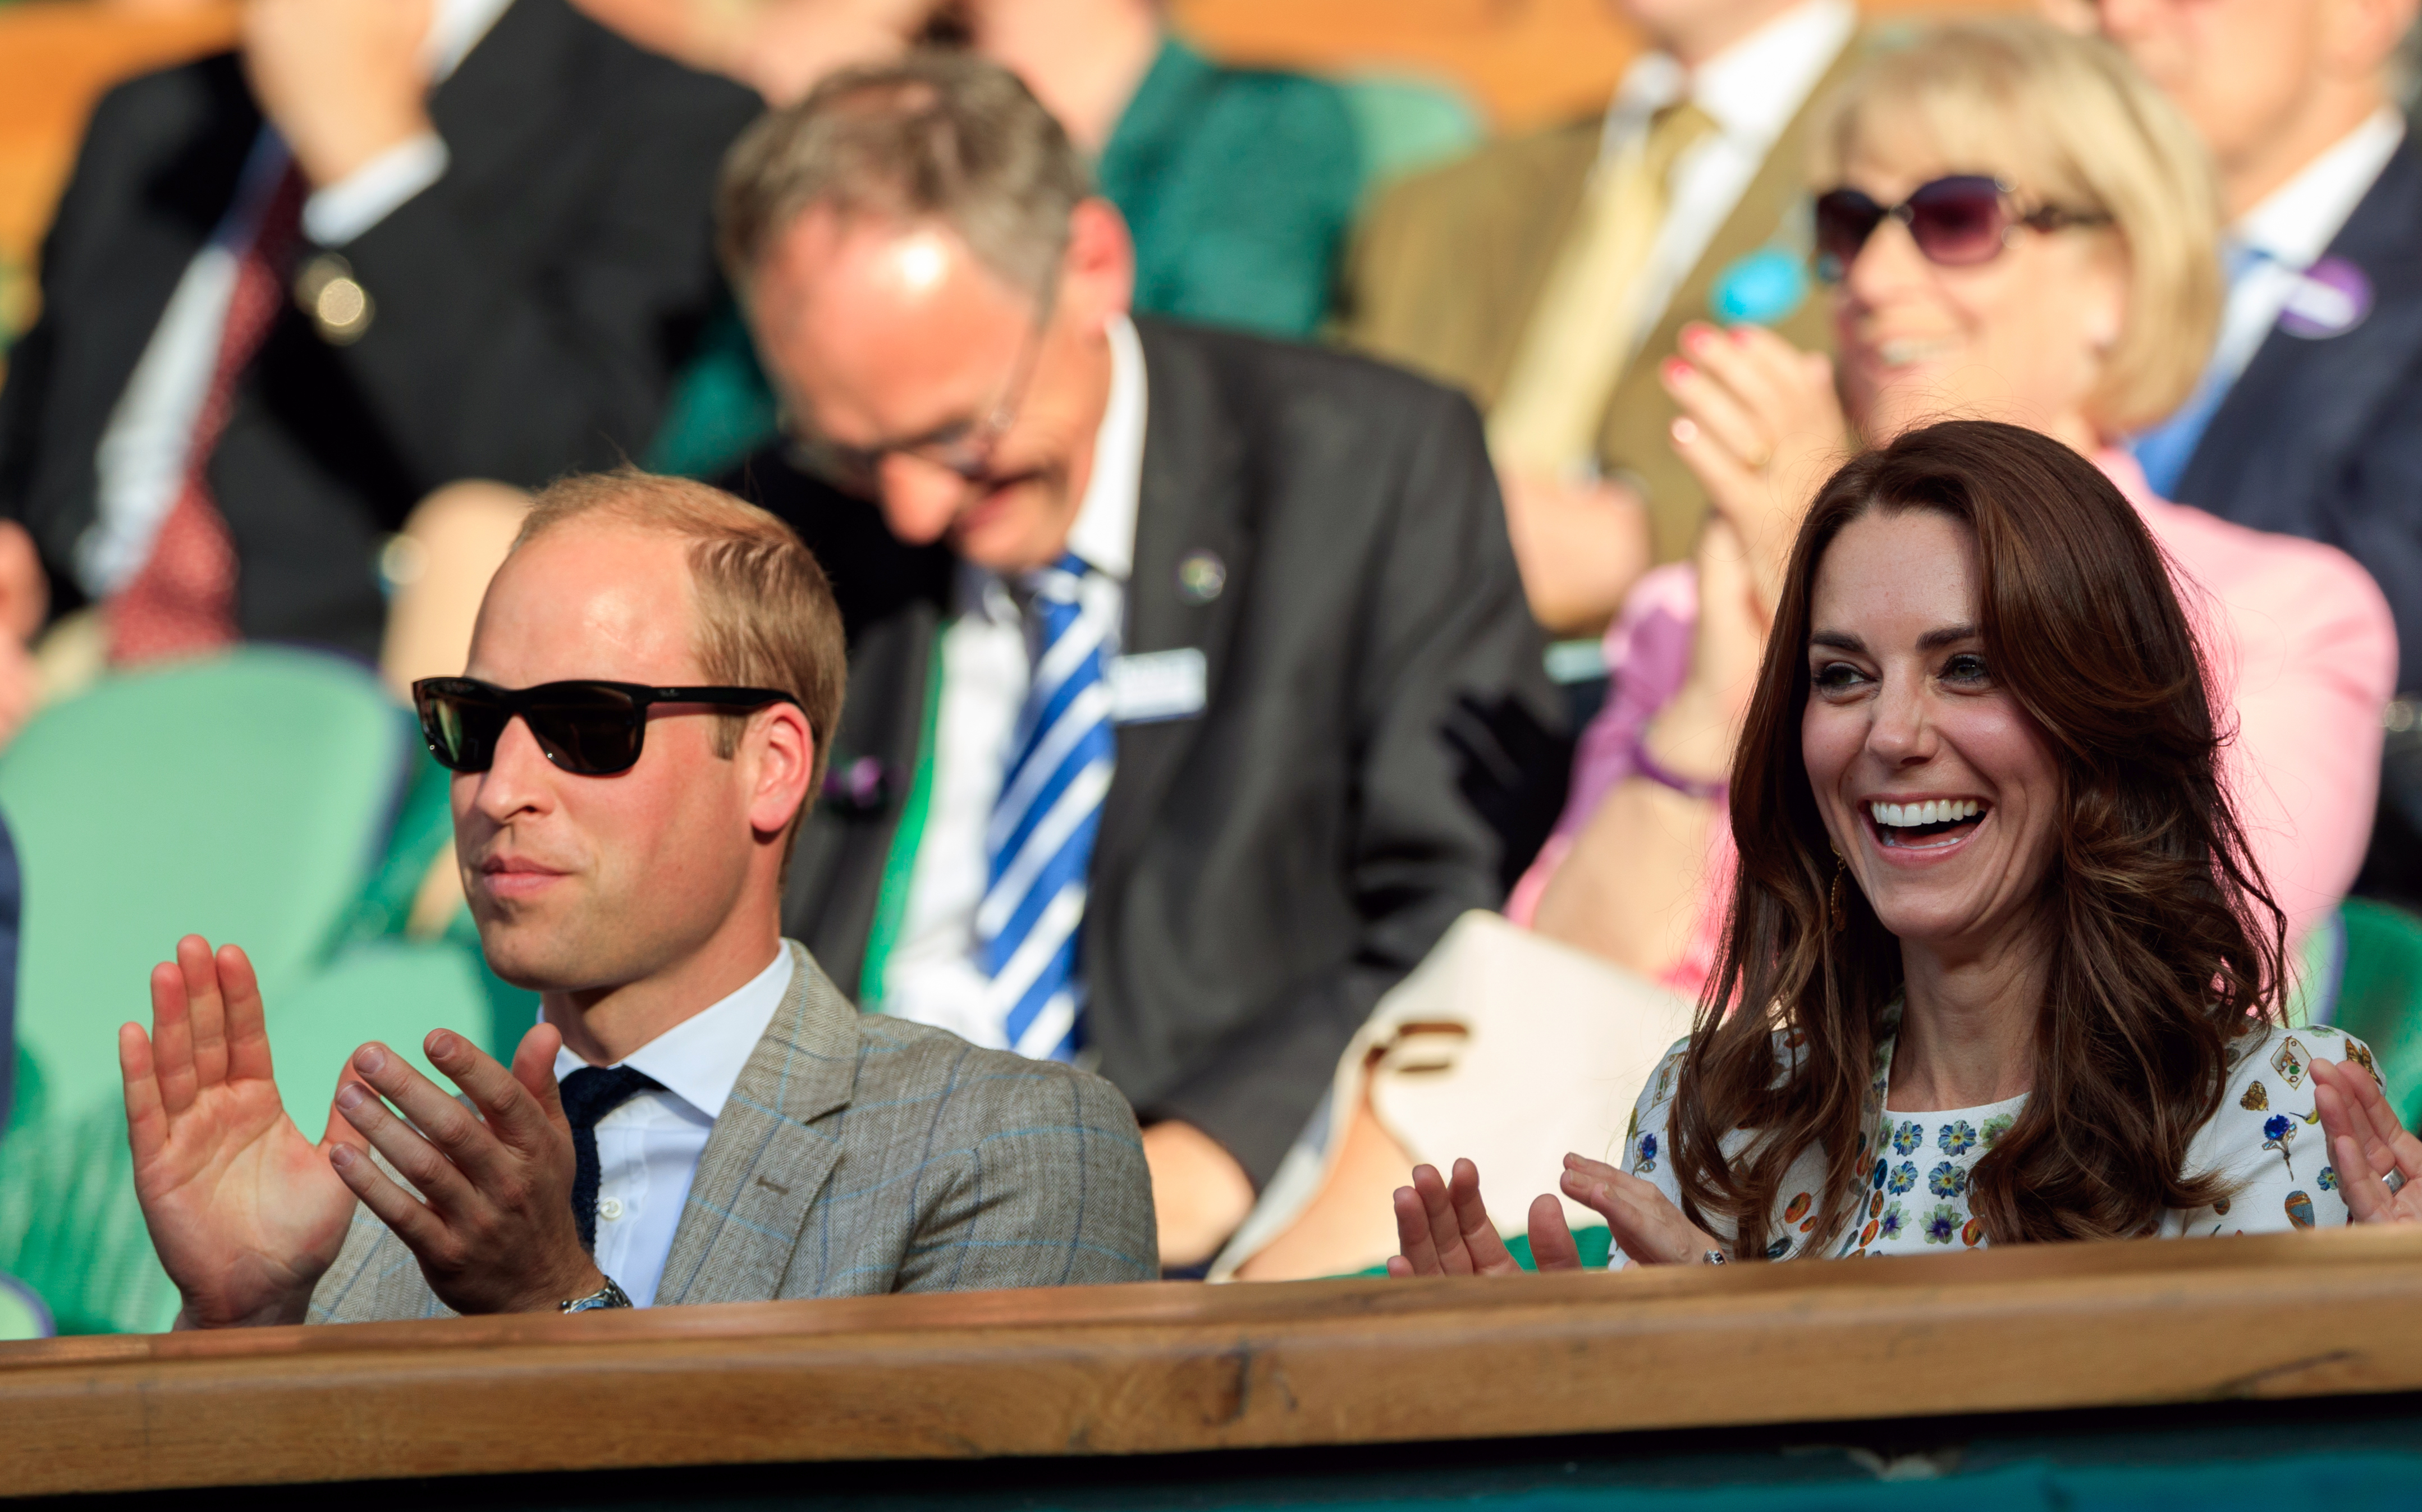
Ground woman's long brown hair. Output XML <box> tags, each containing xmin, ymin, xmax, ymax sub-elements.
<box><xmin>1673</xmin><ymin>421</ymin><xmax>2288</xmax><ymax>1256</ymax></box>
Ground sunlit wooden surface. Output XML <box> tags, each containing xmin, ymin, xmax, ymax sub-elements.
<box><xmin>6</xmin><ymin>1226</ymin><xmax>2422</xmax><ymax>1497</ymax></box>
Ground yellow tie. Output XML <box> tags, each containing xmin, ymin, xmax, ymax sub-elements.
<box><xmin>1489</xmin><ymin>100</ymin><xmax>1720</xmax><ymax>475</ymax></box>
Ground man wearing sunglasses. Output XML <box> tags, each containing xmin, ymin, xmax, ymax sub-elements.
<box><xmin>120</xmin><ymin>471</ymin><xmax>1156</xmax><ymax>1325</ymax></box>
<box><xmin>2089</xmin><ymin>0</ymin><xmax>2422</xmax><ymax>905</ymax></box>
<box><xmin>720</xmin><ymin>56</ymin><xmax>1563</xmax><ymax>1272</ymax></box>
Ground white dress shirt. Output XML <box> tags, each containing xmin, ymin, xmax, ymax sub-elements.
<box><xmin>1589</xmin><ymin>0</ymin><xmax>1856</xmax><ymax>369</ymax></box>
<box><xmin>876</xmin><ymin>313</ymin><xmax>1148</xmax><ymax>1050</ymax></box>
<box><xmin>2209</xmin><ymin>107</ymin><xmax>2407</xmax><ymax>393</ymax></box>
<box><xmin>81</xmin><ymin>0</ymin><xmax>514</xmax><ymax>602</ymax></box>
<box><xmin>547</xmin><ymin>945</ymin><xmax>794</xmax><ymax>1307</ymax></box>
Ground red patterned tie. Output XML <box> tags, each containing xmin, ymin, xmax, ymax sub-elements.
<box><xmin>108</xmin><ymin>158</ymin><xmax>309</xmax><ymax>665</ymax></box>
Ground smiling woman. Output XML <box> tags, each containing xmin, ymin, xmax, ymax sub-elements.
<box><xmin>1391</xmin><ymin>420</ymin><xmax>2422</xmax><ymax>1276</ymax></box>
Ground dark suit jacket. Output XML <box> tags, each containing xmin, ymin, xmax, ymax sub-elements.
<box><xmin>728</xmin><ymin>319</ymin><xmax>1567</xmax><ymax>1187</ymax></box>
<box><xmin>0</xmin><ymin>0</ymin><xmax>759</xmax><ymax>659</ymax></box>
<box><xmin>2176</xmin><ymin>135</ymin><xmax>2422</xmax><ymax>688</ymax></box>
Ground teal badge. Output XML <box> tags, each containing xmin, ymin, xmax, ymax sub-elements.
<box><xmin>1710</xmin><ymin>248</ymin><xmax>1808</xmax><ymax>327</ymax></box>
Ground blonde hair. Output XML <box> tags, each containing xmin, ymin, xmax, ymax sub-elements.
<box><xmin>1811</xmin><ymin>20</ymin><xmax>2222</xmax><ymax>438</ymax></box>
<box><xmin>511</xmin><ymin>471</ymin><xmax>846</xmax><ymax>844</ymax></box>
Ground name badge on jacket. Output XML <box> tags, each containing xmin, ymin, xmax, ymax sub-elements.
<box><xmin>1109</xmin><ymin>648</ymin><xmax>1207</xmax><ymax>725</ymax></box>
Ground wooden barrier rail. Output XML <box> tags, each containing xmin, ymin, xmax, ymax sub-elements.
<box><xmin>6</xmin><ymin>1226</ymin><xmax>2422</xmax><ymax>1496</ymax></box>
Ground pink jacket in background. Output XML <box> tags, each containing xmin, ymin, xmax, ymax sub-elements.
<box><xmin>1510</xmin><ymin>451</ymin><xmax>2397</xmax><ymax>997</ymax></box>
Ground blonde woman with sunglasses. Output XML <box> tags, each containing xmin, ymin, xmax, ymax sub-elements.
<box><xmin>1517</xmin><ymin>19</ymin><xmax>2396</xmax><ymax>1002</ymax></box>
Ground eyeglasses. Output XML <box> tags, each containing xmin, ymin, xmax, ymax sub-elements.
<box><xmin>411</xmin><ymin>678</ymin><xmax>802</xmax><ymax>777</ymax></box>
<box><xmin>783</xmin><ymin>281</ymin><xmax>1059</xmax><ymax>498</ymax></box>
<box><xmin>1812</xmin><ymin>175</ymin><xmax>2113</xmax><ymax>283</ymax></box>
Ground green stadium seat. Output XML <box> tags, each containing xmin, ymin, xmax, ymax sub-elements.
<box><xmin>0</xmin><ymin>650</ymin><xmax>500</xmax><ymax>1332</ymax></box>
<box><xmin>2328</xmin><ymin>897</ymin><xmax>2422</xmax><ymax>1130</ymax></box>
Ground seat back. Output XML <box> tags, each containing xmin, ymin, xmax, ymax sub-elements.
<box><xmin>0</xmin><ymin>649</ymin><xmax>409</xmax><ymax>1331</ymax></box>
<box><xmin>2330</xmin><ymin>897</ymin><xmax>2422</xmax><ymax>1129</ymax></box>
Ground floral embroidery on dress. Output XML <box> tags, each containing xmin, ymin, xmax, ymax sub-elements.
<box><xmin>1887</xmin><ymin>1162</ymin><xmax>1917</xmax><ymax>1195</ymax></box>
<box><xmin>1923</xmin><ymin>1204</ymin><xmax>1959</xmax><ymax>1244</ymax></box>
<box><xmin>1981</xmin><ymin>1114</ymin><xmax>2014</xmax><ymax>1149</ymax></box>
<box><xmin>1878</xmin><ymin>1204</ymin><xmax>1906</xmax><ymax>1241</ymax></box>
<box><xmin>1892</xmin><ymin>1121</ymin><xmax>1922</xmax><ymax>1156</ymax></box>
<box><xmin>2261</xmin><ymin>1112</ymin><xmax>2298</xmax><ymax>1176</ymax></box>
<box><xmin>1938</xmin><ymin>1121</ymin><xmax>1978</xmax><ymax>1157</ymax></box>
<box><xmin>1927</xmin><ymin>1161</ymin><xmax>1968</xmax><ymax>1198</ymax></box>
<box><xmin>2318</xmin><ymin>1165</ymin><xmax>2338</xmax><ymax>1192</ymax></box>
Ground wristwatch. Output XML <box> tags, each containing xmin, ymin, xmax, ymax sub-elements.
<box><xmin>559</xmin><ymin>1275</ymin><xmax>633</xmax><ymax>1314</ymax></box>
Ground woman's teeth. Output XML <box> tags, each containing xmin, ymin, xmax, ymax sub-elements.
<box><xmin>1875</xmin><ymin>337</ymin><xmax>1957</xmax><ymax>368</ymax></box>
<box><xmin>1869</xmin><ymin>799</ymin><xmax>1983</xmax><ymax>828</ymax></box>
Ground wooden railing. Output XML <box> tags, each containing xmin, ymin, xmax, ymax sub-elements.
<box><xmin>7</xmin><ymin>1226</ymin><xmax>2422</xmax><ymax>1497</ymax></box>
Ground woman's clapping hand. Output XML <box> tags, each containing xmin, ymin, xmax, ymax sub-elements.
<box><xmin>1388</xmin><ymin>1154</ymin><xmax>1729</xmax><ymax>1276</ymax></box>
<box><xmin>2313</xmin><ymin>1056</ymin><xmax>2422</xmax><ymax>1225</ymax></box>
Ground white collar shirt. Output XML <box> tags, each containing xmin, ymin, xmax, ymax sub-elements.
<box><xmin>547</xmin><ymin>945</ymin><xmax>794</xmax><ymax>1307</ymax></box>
<box><xmin>875</xmin><ymin>313</ymin><xmax>1146</xmax><ymax>1050</ymax></box>
<box><xmin>2207</xmin><ymin>107</ymin><xmax>2406</xmax><ymax>392</ymax></box>
<box><xmin>1588</xmin><ymin>0</ymin><xmax>1856</xmax><ymax>366</ymax></box>
<box><xmin>81</xmin><ymin>0</ymin><xmax>514</xmax><ymax>601</ymax></box>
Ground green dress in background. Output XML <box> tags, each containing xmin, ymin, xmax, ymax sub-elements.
<box><xmin>648</xmin><ymin>36</ymin><xmax>1375</xmax><ymax>481</ymax></box>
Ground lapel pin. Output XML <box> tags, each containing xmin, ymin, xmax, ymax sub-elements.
<box><xmin>1176</xmin><ymin>549</ymin><xmax>1226</xmax><ymax>604</ymax></box>
<box><xmin>2280</xmin><ymin>256</ymin><xmax>2372</xmax><ymax>340</ymax></box>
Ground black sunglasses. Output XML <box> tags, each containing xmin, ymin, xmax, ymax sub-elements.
<box><xmin>412</xmin><ymin>678</ymin><xmax>802</xmax><ymax>776</ymax></box>
<box><xmin>1813</xmin><ymin>175</ymin><xmax>2112</xmax><ymax>283</ymax></box>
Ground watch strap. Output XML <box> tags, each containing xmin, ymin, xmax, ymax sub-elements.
<box><xmin>559</xmin><ymin>1275</ymin><xmax>634</xmax><ymax>1313</ymax></box>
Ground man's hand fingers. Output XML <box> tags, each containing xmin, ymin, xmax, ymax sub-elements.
<box><xmin>149</xmin><ymin>957</ymin><xmax>199</xmax><ymax>1116</ymax></box>
<box><xmin>335</xmin><ymin>1061</ymin><xmax>478</xmax><ymax>1212</ymax></box>
<box><xmin>119</xmin><ymin>1023</ymin><xmax>168</xmax><ymax>1166</ymax></box>
<box><xmin>328</xmin><ymin>1142</ymin><xmax>448</xmax><ymax>1257</ymax></box>
<box><xmin>1527</xmin><ymin>1193</ymin><xmax>1584</xmax><ymax>1271</ymax></box>
<box><xmin>177</xmin><ymin>934</ymin><xmax>231</xmax><ymax>1094</ymax></box>
<box><xmin>216</xmin><ymin>942</ymin><xmax>276</xmax><ymax>1084</ymax></box>
<box><xmin>510</xmin><ymin>1021</ymin><xmax>571</xmax><ymax>1132</ymax></box>
<box><xmin>350</xmin><ymin>1041</ymin><xmax>516</xmax><ymax>1188</ymax></box>
<box><xmin>424</xmin><ymin>1030</ymin><xmax>555</xmax><ymax>1153</ymax></box>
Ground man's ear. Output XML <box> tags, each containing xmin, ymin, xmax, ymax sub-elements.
<box><xmin>1060</xmin><ymin>196</ymin><xmax>1135</xmax><ymax>332</ymax></box>
<box><xmin>744</xmin><ymin>701</ymin><xmax>817</xmax><ymax>840</ymax></box>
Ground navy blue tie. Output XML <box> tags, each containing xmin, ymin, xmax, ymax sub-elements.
<box><xmin>560</xmin><ymin>1065</ymin><xmax>662</xmax><ymax>1253</ymax></box>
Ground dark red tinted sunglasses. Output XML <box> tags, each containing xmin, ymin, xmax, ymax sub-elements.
<box><xmin>1813</xmin><ymin>175</ymin><xmax>2112</xmax><ymax>283</ymax></box>
<box><xmin>413</xmin><ymin>677</ymin><xmax>800</xmax><ymax>776</ymax></box>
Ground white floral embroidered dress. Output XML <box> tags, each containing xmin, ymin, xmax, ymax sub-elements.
<box><xmin>1613</xmin><ymin>1016</ymin><xmax>2384</xmax><ymax>1265</ymax></box>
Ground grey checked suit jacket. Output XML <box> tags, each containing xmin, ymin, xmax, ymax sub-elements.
<box><xmin>306</xmin><ymin>943</ymin><xmax>1157</xmax><ymax>1322</ymax></box>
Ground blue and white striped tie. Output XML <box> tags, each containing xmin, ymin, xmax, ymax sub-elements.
<box><xmin>978</xmin><ymin>553</ymin><xmax>1116</xmax><ymax>1061</ymax></box>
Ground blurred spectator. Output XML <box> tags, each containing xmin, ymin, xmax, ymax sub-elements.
<box><xmin>1530</xmin><ymin>20</ymin><xmax>2394</xmax><ymax>978</ymax></box>
<box><xmin>1337</xmin><ymin>0</ymin><xmax>1867</xmax><ymax>636</ymax></box>
<box><xmin>1219</xmin><ymin>20</ymin><xmax>2399</xmax><ymax>1280</ymax></box>
<box><xmin>0</xmin><ymin>0</ymin><xmax>755</xmax><ymax>697</ymax></box>
<box><xmin>720</xmin><ymin>56</ymin><xmax>1562</xmax><ymax>1268</ymax></box>
<box><xmin>2087</xmin><ymin>0</ymin><xmax>2422</xmax><ymax>903</ymax></box>
<box><xmin>619</xmin><ymin>0</ymin><xmax>1370</xmax><ymax>480</ymax></box>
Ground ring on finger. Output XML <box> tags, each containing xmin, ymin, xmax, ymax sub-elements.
<box><xmin>2389</xmin><ymin>1169</ymin><xmax>2408</xmax><ymax>1195</ymax></box>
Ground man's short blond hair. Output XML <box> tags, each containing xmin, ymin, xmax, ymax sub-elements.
<box><xmin>512</xmin><ymin>470</ymin><xmax>845</xmax><ymax>824</ymax></box>
<box><xmin>1811</xmin><ymin>20</ymin><xmax>2222</xmax><ymax>438</ymax></box>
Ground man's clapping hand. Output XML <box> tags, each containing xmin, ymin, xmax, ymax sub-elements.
<box><xmin>323</xmin><ymin>1024</ymin><xmax>604</xmax><ymax>1317</ymax></box>
<box><xmin>120</xmin><ymin>936</ymin><xmax>365</xmax><ymax>1329</ymax></box>
<box><xmin>123</xmin><ymin>933</ymin><xmax>608</xmax><ymax>1326</ymax></box>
